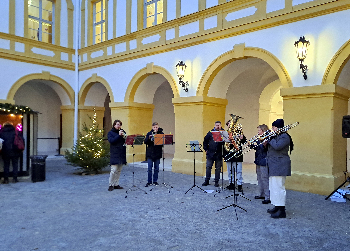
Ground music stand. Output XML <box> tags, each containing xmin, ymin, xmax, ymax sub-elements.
<box><xmin>218</xmin><ymin>138</ymin><xmax>250</xmax><ymax>219</ymax></box>
<box><xmin>125</xmin><ymin>134</ymin><xmax>147</xmax><ymax>195</ymax></box>
<box><xmin>154</xmin><ymin>134</ymin><xmax>174</xmax><ymax>191</ymax></box>
<box><xmin>325</xmin><ymin>176</ymin><xmax>350</xmax><ymax>201</ymax></box>
<box><xmin>185</xmin><ymin>141</ymin><xmax>207</xmax><ymax>194</ymax></box>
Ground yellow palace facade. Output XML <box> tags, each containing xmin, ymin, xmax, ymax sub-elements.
<box><xmin>0</xmin><ymin>0</ymin><xmax>350</xmax><ymax>195</ymax></box>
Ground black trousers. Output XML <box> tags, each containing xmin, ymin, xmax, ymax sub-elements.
<box><xmin>205</xmin><ymin>157</ymin><xmax>222</xmax><ymax>182</ymax></box>
<box><xmin>2</xmin><ymin>156</ymin><xmax>19</xmax><ymax>179</ymax></box>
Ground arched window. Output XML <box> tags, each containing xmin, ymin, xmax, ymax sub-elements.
<box><xmin>93</xmin><ymin>0</ymin><xmax>106</xmax><ymax>44</ymax></box>
<box><xmin>144</xmin><ymin>0</ymin><xmax>163</xmax><ymax>28</ymax></box>
<box><xmin>28</xmin><ymin>0</ymin><xmax>55</xmax><ymax>43</ymax></box>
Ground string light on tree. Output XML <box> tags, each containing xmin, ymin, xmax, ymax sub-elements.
<box><xmin>65</xmin><ymin>108</ymin><xmax>110</xmax><ymax>174</ymax></box>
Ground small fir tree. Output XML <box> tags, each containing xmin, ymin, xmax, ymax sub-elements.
<box><xmin>65</xmin><ymin>109</ymin><xmax>110</xmax><ymax>174</ymax></box>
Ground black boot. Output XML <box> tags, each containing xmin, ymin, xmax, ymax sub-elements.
<box><xmin>238</xmin><ymin>185</ymin><xmax>243</xmax><ymax>192</ymax></box>
<box><xmin>267</xmin><ymin>207</ymin><xmax>278</xmax><ymax>214</ymax></box>
<box><xmin>202</xmin><ymin>180</ymin><xmax>209</xmax><ymax>186</ymax></box>
<box><xmin>226</xmin><ymin>183</ymin><xmax>234</xmax><ymax>190</ymax></box>
<box><xmin>271</xmin><ymin>206</ymin><xmax>286</xmax><ymax>218</ymax></box>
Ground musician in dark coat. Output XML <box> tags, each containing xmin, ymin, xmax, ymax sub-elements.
<box><xmin>266</xmin><ymin>119</ymin><xmax>293</xmax><ymax>218</ymax></box>
<box><xmin>0</xmin><ymin>122</ymin><xmax>23</xmax><ymax>183</ymax></box>
<box><xmin>144</xmin><ymin>122</ymin><xmax>163</xmax><ymax>187</ymax></box>
<box><xmin>253</xmin><ymin>124</ymin><xmax>270</xmax><ymax>204</ymax></box>
<box><xmin>107</xmin><ymin>119</ymin><xmax>127</xmax><ymax>191</ymax></box>
<box><xmin>202</xmin><ymin>121</ymin><xmax>225</xmax><ymax>187</ymax></box>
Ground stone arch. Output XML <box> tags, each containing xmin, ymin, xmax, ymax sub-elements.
<box><xmin>79</xmin><ymin>74</ymin><xmax>114</xmax><ymax>105</ymax></box>
<box><xmin>322</xmin><ymin>39</ymin><xmax>350</xmax><ymax>85</ymax></box>
<box><xmin>7</xmin><ymin>72</ymin><xmax>75</xmax><ymax>105</ymax></box>
<box><xmin>197</xmin><ymin>44</ymin><xmax>292</xmax><ymax>97</ymax></box>
<box><xmin>124</xmin><ymin>63</ymin><xmax>179</xmax><ymax>103</ymax></box>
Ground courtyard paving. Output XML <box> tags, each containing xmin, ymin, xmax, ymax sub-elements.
<box><xmin>0</xmin><ymin>157</ymin><xmax>349</xmax><ymax>251</ymax></box>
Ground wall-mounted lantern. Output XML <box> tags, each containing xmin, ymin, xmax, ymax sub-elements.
<box><xmin>294</xmin><ymin>36</ymin><xmax>310</xmax><ymax>80</ymax></box>
<box><xmin>176</xmin><ymin>61</ymin><xmax>189</xmax><ymax>92</ymax></box>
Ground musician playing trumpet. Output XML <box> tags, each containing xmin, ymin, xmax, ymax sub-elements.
<box><xmin>144</xmin><ymin>122</ymin><xmax>164</xmax><ymax>187</ymax></box>
<box><xmin>107</xmin><ymin>119</ymin><xmax>127</xmax><ymax>191</ymax></box>
<box><xmin>265</xmin><ymin>119</ymin><xmax>294</xmax><ymax>219</ymax></box>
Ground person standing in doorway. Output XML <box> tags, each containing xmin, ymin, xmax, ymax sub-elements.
<box><xmin>0</xmin><ymin>122</ymin><xmax>24</xmax><ymax>184</ymax></box>
<box><xmin>144</xmin><ymin>122</ymin><xmax>164</xmax><ymax>187</ymax></box>
<box><xmin>107</xmin><ymin>119</ymin><xmax>127</xmax><ymax>191</ymax></box>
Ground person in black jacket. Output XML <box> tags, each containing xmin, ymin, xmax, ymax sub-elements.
<box><xmin>202</xmin><ymin>121</ymin><xmax>225</xmax><ymax>187</ymax></box>
<box><xmin>144</xmin><ymin>122</ymin><xmax>163</xmax><ymax>187</ymax></box>
<box><xmin>0</xmin><ymin>122</ymin><xmax>24</xmax><ymax>184</ymax></box>
<box><xmin>107</xmin><ymin>119</ymin><xmax>127</xmax><ymax>191</ymax></box>
<box><xmin>253</xmin><ymin>124</ymin><xmax>270</xmax><ymax>204</ymax></box>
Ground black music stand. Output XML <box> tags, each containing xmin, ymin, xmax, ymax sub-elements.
<box><xmin>185</xmin><ymin>141</ymin><xmax>207</xmax><ymax>194</ymax></box>
<box><xmin>224</xmin><ymin>151</ymin><xmax>242</xmax><ymax>193</ymax></box>
<box><xmin>218</xmin><ymin>151</ymin><xmax>251</xmax><ymax>220</ymax></box>
<box><xmin>325</xmin><ymin>176</ymin><xmax>350</xmax><ymax>201</ymax></box>
<box><xmin>125</xmin><ymin>134</ymin><xmax>147</xmax><ymax>195</ymax></box>
<box><xmin>154</xmin><ymin>134</ymin><xmax>174</xmax><ymax>191</ymax></box>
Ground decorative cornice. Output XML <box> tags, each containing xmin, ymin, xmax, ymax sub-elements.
<box><xmin>281</xmin><ymin>84</ymin><xmax>350</xmax><ymax>101</ymax></box>
<box><xmin>0</xmin><ymin>32</ymin><xmax>75</xmax><ymax>70</ymax></box>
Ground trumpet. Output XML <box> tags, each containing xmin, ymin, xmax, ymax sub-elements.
<box><xmin>119</xmin><ymin>129</ymin><xmax>127</xmax><ymax>139</ymax></box>
<box><xmin>225</xmin><ymin>122</ymin><xmax>299</xmax><ymax>161</ymax></box>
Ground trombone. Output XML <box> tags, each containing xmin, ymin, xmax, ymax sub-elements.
<box><xmin>225</xmin><ymin>122</ymin><xmax>299</xmax><ymax>161</ymax></box>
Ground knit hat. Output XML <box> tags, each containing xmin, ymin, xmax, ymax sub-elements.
<box><xmin>272</xmin><ymin>119</ymin><xmax>284</xmax><ymax>128</ymax></box>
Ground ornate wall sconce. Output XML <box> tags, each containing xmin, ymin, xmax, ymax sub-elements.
<box><xmin>176</xmin><ymin>61</ymin><xmax>189</xmax><ymax>92</ymax></box>
<box><xmin>294</xmin><ymin>36</ymin><xmax>310</xmax><ymax>80</ymax></box>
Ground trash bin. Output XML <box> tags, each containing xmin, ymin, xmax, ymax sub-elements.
<box><xmin>30</xmin><ymin>155</ymin><xmax>48</xmax><ymax>182</ymax></box>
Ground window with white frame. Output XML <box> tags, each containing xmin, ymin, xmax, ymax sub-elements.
<box><xmin>93</xmin><ymin>0</ymin><xmax>106</xmax><ymax>44</ymax></box>
<box><xmin>28</xmin><ymin>0</ymin><xmax>54</xmax><ymax>43</ymax></box>
<box><xmin>144</xmin><ymin>0</ymin><xmax>163</xmax><ymax>28</ymax></box>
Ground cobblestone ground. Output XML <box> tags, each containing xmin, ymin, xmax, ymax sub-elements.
<box><xmin>0</xmin><ymin>158</ymin><xmax>349</xmax><ymax>251</ymax></box>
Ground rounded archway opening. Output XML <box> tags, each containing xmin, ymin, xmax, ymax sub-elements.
<box><xmin>338</xmin><ymin>55</ymin><xmax>350</xmax><ymax>173</ymax></box>
<box><xmin>80</xmin><ymin>82</ymin><xmax>111</xmax><ymax>137</ymax></box>
<box><xmin>14</xmin><ymin>79</ymin><xmax>71</xmax><ymax>155</ymax></box>
<box><xmin>135</xmin><ymin>73</ymin><xmax>175</xmax><ymax>156</ymax></box>
<box><xmin>208</xmin><ymin>57</ymin><xmax>283</xmax><ymax>167</ymax></box>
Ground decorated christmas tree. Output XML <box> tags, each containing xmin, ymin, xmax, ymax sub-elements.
<box><xmin>65</xmin><ymin>109</ymin><xmax>110</xmax><ymax>174</ymax></box>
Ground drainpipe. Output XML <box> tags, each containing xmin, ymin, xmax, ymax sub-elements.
<box><xmin>73</xmin><ymin>0</ymin><xmax>80</xmax><ymax>144</ymax></box>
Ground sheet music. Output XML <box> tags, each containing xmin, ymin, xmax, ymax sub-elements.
<box><xmin>220</xmin><ymin>131</ymin><xmax>231</xmax><ymax>143</ymax></box>
<box><xmin>190</xmin><ymin>140</ymin><xmax>201</xmax><ymax>152</ymax></box>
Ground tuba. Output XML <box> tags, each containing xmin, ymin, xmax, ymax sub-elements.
<box><xmin>224</xmin><ymin>114</ymin><xmax>244</xmax><ymax>152</ymax></box>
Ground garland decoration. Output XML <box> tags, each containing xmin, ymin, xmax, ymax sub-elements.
<box><xmin>0</xmin><ymin>103</ymin><xmax>35</xmax><ymax>114</ymax></box>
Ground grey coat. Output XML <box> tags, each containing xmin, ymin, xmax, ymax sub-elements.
<box><xmin>267</xmin><ymin>133</ymin><xmax>291</xmax><ymax>176</ymax></box>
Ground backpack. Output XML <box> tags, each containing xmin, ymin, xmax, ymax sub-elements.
<box><xmin>14</xmin><ymin>131</ymin><xmax>25</xmax><ymax>151</ymax></box>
